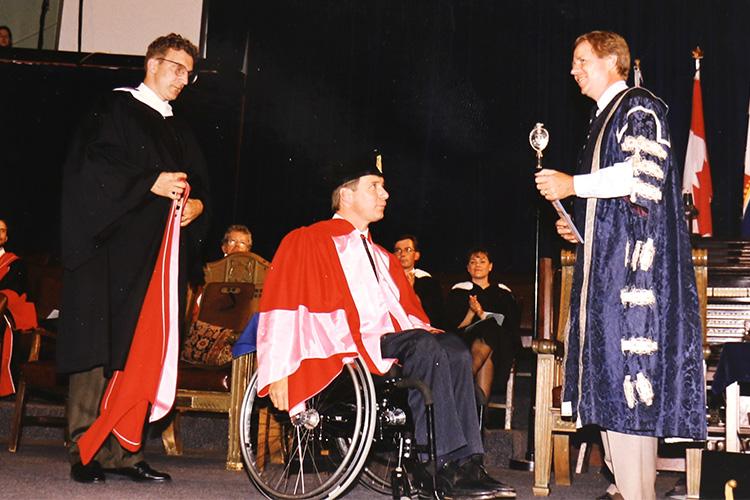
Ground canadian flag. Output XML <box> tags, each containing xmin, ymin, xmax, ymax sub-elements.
<box><xmin>741</xmin><ymin>98</ymin><xmax>750</xmax><ymax>237</ymax></box>
<box><xmin>682</xmin><ymin>64</ymin><xmax>713</xmax><ymax>237</ymax></box>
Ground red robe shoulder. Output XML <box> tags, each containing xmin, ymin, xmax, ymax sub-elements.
<box><xmin>256</xmin><ymin>219</ymin><xmax>429</xmax><ymax>412</ymax></box>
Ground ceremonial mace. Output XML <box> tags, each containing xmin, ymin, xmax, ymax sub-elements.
<box><xmin>509</xmin><ymin>124</ymin><xmax>550</xmax><ymax>471</ymax></box>
<box><xmin>529</xmin><ymin>122</ymin><xmax>549</xmax><ymax>170</ymax></box>
<box><xmin>532</xmin><ymin>122</ymin><xmax>583</xmax><ymax>243</ymax></box>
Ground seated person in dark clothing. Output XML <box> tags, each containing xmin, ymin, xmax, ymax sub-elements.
<box><xmin>0</xmin><ymin>26</ymin><xmax>12</xmax><ymax>48</ymax></box>
<box><xmin>204</xmin><ymin>224</ymin><xmax>271</xmax><ymax>284</ymax></box>
<box><xmin>202</xmin><ymin>224</ymin><xmax>271</xmax><ymax>316</ymax></box>
<box><xmin>446</xmin><ymin>248</ymin><xmax>520</xmax><ymax>401</ymax></box>
<box><xmin>394</xmin><ymin>234</ymin><xmax>444</xmax><ymax>328</ymax></box>
<box><xmin>0</xmin><ymin>219</ymin><xmax>27</xmax><ymax>294</ymax></box>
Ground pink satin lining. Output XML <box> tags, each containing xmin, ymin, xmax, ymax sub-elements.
<box><xmin>333</xmin><ymin>231</ymin><xmax>425</xmax><ymax>348</ymax></box>
<box><xmin>258</xmin><ymin>230</ymin><xmax>430</xmax><ymax>410</ymax></box>
<box><xmin>150</xmin><ymin>187</ymin><xmax>187</xmax><ymax>421</ymax></box>
<box><xmin>257</xmin><ymin>305</ymin><xmax>370</xmax><ymax>391</ymax></box>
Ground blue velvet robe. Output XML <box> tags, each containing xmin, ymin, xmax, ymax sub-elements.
<box><xmin>563</xmin><ymin>87</ymin><xmax>706</xmax><ymax>439</ymax></box>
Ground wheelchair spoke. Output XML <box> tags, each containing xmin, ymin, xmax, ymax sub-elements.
<box><xmin>294</xmin><ymin>426</ymin><xmax>305</xmax><ymax>495</ymax></box>
<box><xmin>271</xmin><ymin>426</ymin><xmax>297</xmax><ymax>490</ymax></box>
<box><xmin>241</xmin><ymin>360</ymin><xmax>378</xmax><ymax>499</ymax></box>
<box><xmin>273</xmin><ymin>425</ymin><xmax>308</xmax><ymax>491</ymax></box>
<box><xmin>304</xmin><ymin>432</ymin><xmax>325</xmax><ymax>486</ymax></box>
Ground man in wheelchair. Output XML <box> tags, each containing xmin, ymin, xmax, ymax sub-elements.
<box><xmin>254</xmin><ymin>151</ymin><xmax>515</xmax><ymax>498</ymax></box>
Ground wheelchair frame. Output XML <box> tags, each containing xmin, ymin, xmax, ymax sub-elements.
<box><xmin>239</xmin><ymin>357</ymin><xmax>440</xmax><ymax>499</ymax></box>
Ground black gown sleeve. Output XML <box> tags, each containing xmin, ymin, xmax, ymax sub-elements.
<box><xmin>61</xmin><ymin>94</ymin><xmax>161</xmax><ymax>270</ymax></box>
<box><xmin>479</xmin><ymin>285</ymin><xmax>521</xmax><ymax>335</ymax></box>
<box><xmin>175</xmin><ymin>120</ymin><xmax>211</xmax><ymax>285</ymax></box>
<box><xmin>0</xmin><ymin>259</ymin><xmax>26</xmax><ymax>295</ymax></box>
<box><xmin>445</xmin><ymin>286</ymin><xmax>471</xmax><ymax>329</ymax></box>
<box><xmin>413</xmin><ymin>276</ymin><xmax>444</xmax><ymax>328</ymax></box>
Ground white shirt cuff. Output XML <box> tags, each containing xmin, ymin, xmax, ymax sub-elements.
<box><xmin>573</xmin><ymin>160</ymin><xmax>633</xmax><ymax>198</ymax></box>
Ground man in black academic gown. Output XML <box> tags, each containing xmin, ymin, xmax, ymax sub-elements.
<box><xmin>393</xmin><ymin>234</ymin><xmax>445</xmax><ymax>328</ymax></box>
<box><xmin>58</xmin><ymin>33</ymin><xmax>210</xmax><ymax>484</ymax></box>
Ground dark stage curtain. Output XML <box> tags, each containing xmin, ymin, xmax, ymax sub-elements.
<box><xmin>237</xmin><ymin>0</ymin><xmax>750</xmax><ymax>275</ymax></box>
<box><xmin>1</xmin><ymin>1</ymin><xmax>749</xmax><ymax>275</ymax></box>
<box><xmin>0</xmin><ymin>55</ymin><xmax>244</xmax><ymax>261</ymax></box>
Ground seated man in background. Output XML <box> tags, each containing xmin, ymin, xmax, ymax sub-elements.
<box><xmin>0</xmin><ymin>217</ymin><xmax>36</xmax><ymax>397</ymax></box>
<box><xmin>221</xmin><ymin>224</ymin><xmax>254</xmax><ymax>257</ymax></box>
<box><xmin>394</xmin><ymin>234</ymin><xmax>444</xmax><ymax>328</ymax></box>
<box><xmin>0</xmin><ymin>219</ymin><xmax>26</xmax><ymax>294</ymax></box>
<box><xmin>203</xmin><ymin>224</ymin><xmax>271</xmax><ymax>313</ymax></box>
<box><xmin>257</xmin><ymin>152</ymin><xmax>515</xmax><ymax>499</ymax></box>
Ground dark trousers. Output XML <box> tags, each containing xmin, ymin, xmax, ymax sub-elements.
<box><xmin>67</xmin><ymin>366</ymin><xmax>143</xmax><ymax>467</ymax></box>
<box><xmin>380</xmin><ymin>329</ymin><xmax>483</xmax><ymax>462</ymax></box>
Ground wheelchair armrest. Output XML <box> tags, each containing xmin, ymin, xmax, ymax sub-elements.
<box><xmin>394</xmin><ymin>377</ymin><xmax>433</xmax><ymax>406</ymax></box>
<box><xmin>382</xmin><ymin>364</ymin><xmax>403</xmax><ymax>379</ymax></box>
<box><xmin>371</xmin><ymin>363</ymin><xmax>403</xmax><ymax>386</ymax></box>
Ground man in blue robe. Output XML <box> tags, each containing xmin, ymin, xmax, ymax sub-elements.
<box><xmin>535</xmin><ymin>31</ymin><xmax>706</xmax><ymax>500</ymax></box>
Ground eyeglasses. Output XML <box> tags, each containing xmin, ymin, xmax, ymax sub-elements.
<box><xmin>225</xmin><ymin>239</ymin><xmax>250</xmax><ymax>249</ymax></box>
<box><xmin>157</xmin><ymin>57</ymin><xmax>198</xmax><ymax>85</ymax></box>
<box><xmin>394</xmin><ymin>247</ymin><xmax>415</xmax><ymax>255</ymax></box>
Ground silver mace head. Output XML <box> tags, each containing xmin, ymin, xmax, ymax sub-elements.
<box><xmin>529</xmin><ymin>122</ymin><xmax>549</xmax><ymax>168</ymax></box>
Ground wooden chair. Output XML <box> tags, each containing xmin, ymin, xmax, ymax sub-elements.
<box><xmin>203</xmin><ymin>252</ymin><xmax>270</xmax><ymax>315</ymax></box>
<box><xmin>161</xmin><ymin>281</ymin><xmax>256</xmax><ymax>470</ymax></box>
<box><xmin>7</xmin><ymin>323</ymin><xmax>67</xmax><ymax>451</ymax></box>
<box><xmin>486</xmin><ymin>362</ymin><xmax>516</xmax><ymax>430</ymax></box>
<box><xmin>6</xmin><ymin>260</ymin><xmax>67</xmax><ymax>452</ymax></box>
<box><xmin>532</xmin><ymin>249</ymin><xmax>707</xmax><ymax>497</ymax></box>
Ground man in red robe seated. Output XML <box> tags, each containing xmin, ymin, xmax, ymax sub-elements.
<box><xmin>257</xmin><ymin>152</ymin><xmax>516</xmax><ymax>498</ymax></box>
<box><xmin>0</xmin><ymin>218</ymin><xmax>37</xmax><ymax>397</ymax></box>
<box><xmin>0</xmin><ymin>219</ymin><xmax>26</xmax><ymax>295</ymax></box>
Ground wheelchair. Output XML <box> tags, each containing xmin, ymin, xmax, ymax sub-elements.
<box><xmin>239</xmin><ymin>357</ymin><xmax>447</xmax><ymax>499</ymax></box>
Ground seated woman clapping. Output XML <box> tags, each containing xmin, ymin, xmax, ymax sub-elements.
<box><xmin>445</xmin><ymin>248</ymin><xmax>520</xmax><ymax>402</ymax></box>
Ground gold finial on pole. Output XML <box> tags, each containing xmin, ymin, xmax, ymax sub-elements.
<box><xmin>692</xmin><ymin>46</ymin><xmax>703</xmax><ymax>72</ymax></box>
<box><xmin>633</xmin><ymin>58</ymin><xmax>643</xmax><ymax>87</ymax></box>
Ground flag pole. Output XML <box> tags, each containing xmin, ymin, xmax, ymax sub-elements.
<box><xmin>683</xmin><ymin>46</ymin><xmax>704</xmax><ymax>231</ymax></box>
<box><xmin>683</xmin><ymin>45</ymin><xmax>713</xmax><ymax>237</ymax></box>
<box><xmin>633</xmin><ymin>58</ymin><xmax>642</xmax><ymax>88</ymax></box>
<box><xmin>692</xmin><ymin>46</ymin><xmax>703</xmax><ymax>73</ymax></box>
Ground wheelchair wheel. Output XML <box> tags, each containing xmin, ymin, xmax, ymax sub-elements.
<box><xmin>239</xmin><ymin>358</ymin><xmax>377</xmax><ymax>499</ymax></box>
<box><xmin>344</xmin><ymin>395</ymin><xmax>414</xmax><ymax>496</ymax></box>
<box><xmin>354</xmin><ymin>439</ymin><xmax>401</xmax><ymax>495</ymax></box>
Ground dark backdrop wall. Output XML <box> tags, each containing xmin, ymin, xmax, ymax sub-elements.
<box><xmin>0</xmin><ymin>53</ymin><xmax>244</xmax><ymax>268</ymax></box>
<box><xmin>1</xmin><ymin>0</ymin><xmax>749</xmax><ymax>279</ymax></box>
<box><xmin>236</xmin><ymin>0</ymin><xmax>750</xmax><ymax>276</ymax></box>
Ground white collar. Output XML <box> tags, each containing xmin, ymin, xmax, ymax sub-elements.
<box><xmin>0</xmin><ymin>247</ymin><xmax>4</xmax><ymax>257</ymax></box>
<box><xmin>114</xmin><ymin>82</ymin><xmax>173</xmax><ymax>118</ymax></box>
<box><xmin>412</xmin><ymin>268</ymin><xmax>432</xmax><ymax>279</ymax></box>
<box><xmin>596</xmin><ymin>80</ymin><xmax>628</xmax><ymax>115</ymax></box>
<box><xmin>333</xmin><ymin>213</ymin><xmax>369</xmax><ymax>238</ymax></box>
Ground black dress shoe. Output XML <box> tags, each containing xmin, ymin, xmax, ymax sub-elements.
<box><xmin>70</xmin><ymin>460</ymin><xmax>105</xmax><ymax>483</ymax></box>
<box><xmin>596</xmin><ymin>492</ymin><xmax>624</xmax><ymax>500</ymax></box>
<box><xmin>461</xmin><ymin>456</ymin><xmax>516</xmax><ymax>498</ymax></box>
<box><xmin>104</xmin><ymin>461</ymin><xmax>171</xmax><ymax>482</ymax></box>
<box><xmin>664</xmin><ymin>476</ymin><xmax>686</xmax><ymax>498</ymax></box>
<box><xmin>418</xmin><ymin>461</ymin><xmax>500</xmax><ymax>500</ymax></box>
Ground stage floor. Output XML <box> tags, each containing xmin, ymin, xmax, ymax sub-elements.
<box><xmin>0</xmin><ymin>442</ymin><xmax>685</xmax><ymax>499</ymax></box>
